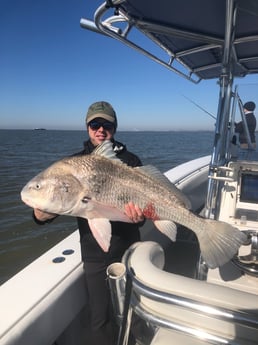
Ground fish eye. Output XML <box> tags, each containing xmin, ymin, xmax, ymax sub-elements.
<box><xmin>82</xmin><ymin>196</ymin><xmax>91</xmax><ymax>203</ymax></box>
<box><xmin>35</xmin><ymin>184</ymin><xmax>41</xmax><ymax>190</ymax></box>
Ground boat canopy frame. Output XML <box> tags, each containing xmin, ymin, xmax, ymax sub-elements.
<box><xmin>81</xmin><ymin>0</ymin><xmax>258</xmax><ymax>82</ymax></box>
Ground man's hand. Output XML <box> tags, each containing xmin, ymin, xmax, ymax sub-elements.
<box><xmin>34</xmin><ymin>208</ymin><xmax>57</xmax><ymax>222</ymax></box>
<box><xmin>124</xmin><ymin>202</ymin><xmax>144</xmax><ymax>223</ymax></box>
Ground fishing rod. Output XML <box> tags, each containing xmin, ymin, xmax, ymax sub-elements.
<box><xmin>182</xmin><ymin>94</ymin><xmax>216</xmax><ymax>120</ymax></box>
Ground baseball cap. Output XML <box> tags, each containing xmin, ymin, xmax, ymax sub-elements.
<box><xmin>86</xmin><ymin>101</ymin><xmax>117</xmax><ymax>129</ymax></box>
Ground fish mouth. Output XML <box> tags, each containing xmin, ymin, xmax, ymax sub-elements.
<box><xmin>20</xmin><ymin>191</ymin><xmax>37</xmax><ymax>208</ymax></box>
<box><xmin>20</xmin><ymin>191</ymin><xmax>27</xmax><ymax>204</ymax></box>
<box><xmin>21</xmin><ymin>196</ymin><xmax>36</xmax><ymax>208</ymax></box>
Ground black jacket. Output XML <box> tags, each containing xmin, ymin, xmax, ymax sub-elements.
<box><xmin>235</xmin><ymin>112</ymin><xmax>256</xmax><ymax>144</ymax></box>
<box><xmin>75</xmin><ymin>139</ymin><xmax>143</xmax><ymax>262</ymax></box>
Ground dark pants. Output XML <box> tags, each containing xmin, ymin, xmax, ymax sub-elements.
<box><xmin>84</xmin><ymin>260</ymin><xmax>118</xmax><ymax>345</ymax></box>
<box><xmin>79</xmin><ymin>224</ymin><xmax>141</xmax><ymax>345</ymax></box>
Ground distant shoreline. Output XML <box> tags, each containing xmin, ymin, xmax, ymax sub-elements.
<box><xmin>0</xmin><ymin>128</ymin><xmax>215</xmax><ymax>132</ymax></box>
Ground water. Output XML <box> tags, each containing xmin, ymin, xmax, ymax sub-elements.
<box><xmin>0</xmin><ymin>129</ymin><xmax>213</xmax><ymax>285</ymax></box>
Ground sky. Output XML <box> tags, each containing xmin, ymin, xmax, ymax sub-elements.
<box><xmin>1</xmin><ymin>0</ymin><xmax>258</xmax><ymax>131</ymax></box>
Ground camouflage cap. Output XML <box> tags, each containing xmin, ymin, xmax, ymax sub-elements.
<box><xmin>86</xmin><ymin>101</ymin><xmax>117</xmax><ymax>129</ymax></box>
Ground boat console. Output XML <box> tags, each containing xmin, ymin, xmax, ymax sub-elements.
<box><xmin>218</xmin><ymin>158</ymin><xmax>258</xmax><ymax>230</ymax></box>
<box><xmin>205</xmin><ymin>157</ymin><xmax>258</xmax><ymax>294</ymax></box>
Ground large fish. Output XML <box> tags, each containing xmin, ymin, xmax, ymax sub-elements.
<box><xmin>21</xmin><ymin>140</ymin><xmax>247</xmax><ymax>268</ymax></box>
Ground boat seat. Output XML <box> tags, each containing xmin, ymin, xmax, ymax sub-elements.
<box><xmin>122</xmin><ymin>241</ymin><xmax>258</xmax><ymax>345</ymax></box>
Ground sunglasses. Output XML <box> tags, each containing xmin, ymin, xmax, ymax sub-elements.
<box><xmin>88</xmin><ymin>121</ymin><xmax>114</xmax><ymax>131</ymax></box>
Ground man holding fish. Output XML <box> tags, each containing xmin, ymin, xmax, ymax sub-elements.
<box><xmin>23</xmin><ymin>101</ymin><xmax>247</xmax><ymax>344</ymax></box>
<box><xmin>32</xmin><ymin>101</ymin><xmax>145</xmax><ymax>345</ymax></box>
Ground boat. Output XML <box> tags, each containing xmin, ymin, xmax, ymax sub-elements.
<box><xmin>1</xmin><ymin>0</ymin><xmax>258</xmax><ymax>344</ymax></box>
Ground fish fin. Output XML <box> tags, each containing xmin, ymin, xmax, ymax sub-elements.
<box><xmin>197</xmin><ymin>219</ymin><xmax>248</xmax><ymax>269</ymax></box>
<box><xmin>88</xmin><ymin>218</ymin><xmax>112</xmax><ymax>252</ymax></box>
<box><xmin>93</xmin><ymin>140</ymin><xmax>122</xmax><ymax>162</ymax></box>
<box><xmin>81</xmin><ymin>199</ymin><xmax>132</xmax><ymax>222</ymax></box>
<box><xmin>137</xmin><ymin>165</ymin><xmax>192</xmax><ymax>209</ymax></box>
<box><xmin>154</xmin><ymin>220</ymin><xmax>177</xmax><ymax>241</ymax></box>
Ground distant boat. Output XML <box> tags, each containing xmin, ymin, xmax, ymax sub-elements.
<box><xmin>34</xmin><ymin>128</ymin><xmax>46</xmax><ymax>130</ymax></box>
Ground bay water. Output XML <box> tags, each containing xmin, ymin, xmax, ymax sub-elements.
<box><xmin>0</xmin><ymin>129</ymin><xmax>213</xmax><ymax>285</ymax></box>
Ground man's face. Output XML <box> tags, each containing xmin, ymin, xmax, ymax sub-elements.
<box><xmin>87</xmin><ymin>117</ymin><xmax>115</xmax><ymax>146</ymax></box>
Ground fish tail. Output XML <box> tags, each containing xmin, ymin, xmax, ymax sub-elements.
<box><xmin>196</xmin><ymin>219</ymin><xmax>248</xmax><ymax>269</ymax></box>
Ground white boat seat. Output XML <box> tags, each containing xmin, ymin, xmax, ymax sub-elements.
<box><xmin>123</xmin><ymin>241</ymin><xmax>258</xmax><ymax>345</ymax></box>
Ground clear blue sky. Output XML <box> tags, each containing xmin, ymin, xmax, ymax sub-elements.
<box><xmin>1</xmin><ymin>0</ymin><xmax>258</xmax><ymax>131</ymax></box>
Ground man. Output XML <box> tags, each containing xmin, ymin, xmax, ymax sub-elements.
<box><xmin>235</xmin><ymin>101</ymin><xmax>256</xmax><ymax>149</ymax></box>
<box><xmin>33</xmin><ymin>101</ymin><xmax>144</xmax><ymax>345</ymax></box>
